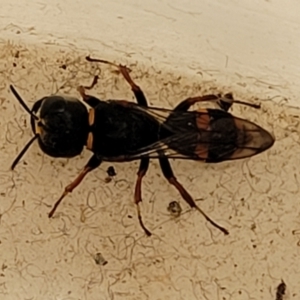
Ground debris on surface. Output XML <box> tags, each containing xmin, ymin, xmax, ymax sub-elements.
<box><xmin>94</xmin><ymin>253</ymin><xmax>108</xmax><ymax>266</ymax></box>
<box><xmin>167</xmin><ymin>201</ymin><xmax>182</xmax><ymax>218</ymax></box>
<box><xmin>275</xmin><ymin>280</ymin><xmax>286</xmax><ymax>300</ymax></box>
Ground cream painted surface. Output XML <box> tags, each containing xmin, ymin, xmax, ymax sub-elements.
<box><xmin>1</xmin><ymin>0</ymin><xmax>300</xmax><ymax>106</ymax></box>
<box><xmin>0</xmin><ymin>1</ymin><xmax>299</xmax><ymax>300</ymax></box>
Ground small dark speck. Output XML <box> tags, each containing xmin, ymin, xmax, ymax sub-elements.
<box><xmin>14</xmin><ymin>51</ymin><xmax>20</xmax><ymax>58</ymax></box>
<box><xmin>60</xmin><ymin>64</ymin><xmax>67</xmax><ymax>70</ymax></box>
<box><xmin>12</xmin><ymin>62</ymin><xmax>17</xmax><ymax>67</ymax></box>
<box><xmin>107</xmin><ymin>166</ymin><xmax>116</xmax><ymax>177</ymax></box>
<box><xmin>16</xmin><ymin>30</ymin><xmax>21</xmax><ymax>34</ymax></box>
<box><xmin>167</xmin><ymin>201</ymin><xmax>182</xmax><ymax>217</ymax></box>
<box><xmin>276</xmin><ymin>280</ymin><xmax>286</xmax><ymax>300</ymax></box>
<box><xmin>94</xmin><ymin>253</ymin><xmax>107</xmax><ymax>266</ymax></box>
<box><xmin>128</xmin><ymin>215</ymin><xmax>133</xmax><ymax>219</ymax></box>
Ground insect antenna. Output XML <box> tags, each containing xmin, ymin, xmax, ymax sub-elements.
<box><xmin>9</xmin><ymin>85</ymin><xmax>39</xmax><ymax>120</ymax></box>
<box><xmin>10</xmin><ymin>85</ymin><xmax>39</xmax><ymax>170</ymax></box>
<box><xmin>11</xmin><ymin>135</ymin><xmax>39</xmax><ymax>170</ymax></box>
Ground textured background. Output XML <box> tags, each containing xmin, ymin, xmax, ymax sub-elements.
<box><xmin>0</xmin><ymin>1</ymin><xmax>300</xmax><ymax>299</ymax></box>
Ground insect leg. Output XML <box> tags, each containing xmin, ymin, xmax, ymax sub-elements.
<box><xmin>86</xmin><ymin>58</ymin><xmax>153</xmax><ymax>235</ymax></box>
<box><xmin>158</xmin><ymin>156</ymin><xmax>229</xmax><ymax>235</ymax></box>
<box><xmin>172</xmin><ymin>92</ymin><xmax>227</xmax><ymax>233</ymax></box>
<box><xmin>128</xmin><ymin>73</ymin><xmax>151</xmax><ymax>234</ymax></box>
<box><xmin>115</xmin><ymin>64</ymin><xmax>148</xmax><ymax>106</ymax></box>
<box><xmin>134</xmin><ymin>158</ymin><xmax>152</xmax><ymax>236</ymax></box>
<box><xmin>86</xmin><ymin>56</ymin><xmax>147</xmax><ymax>106</ymax></box>
<box><xmin>96</xmin><ymin>122</ymin><xmax>151</xmax><ymax>235</ymax></box>
<box><xmin>175</xmin><ymin>94</ymin><xmax>260</xmax><ymax>112</ymax></box>
<box><xmin>48</xmin><ymin>155</ymin><xmax>102</xmax><ymax>218</ymax></box>
<box><xmin>77</xmin><ymin>76</ymin><xmax>101</xmax><ymax>108</ymax></box>
<box><xmin>107</xmin><ymin>63</ymin><xmax>153</xmax><ymax>233</ymax></box>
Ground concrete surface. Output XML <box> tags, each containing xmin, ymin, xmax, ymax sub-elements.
<box><xmin>0</xmin><ymin>0</ymin><xmax>300</xmax><ymax>300</ymax></box>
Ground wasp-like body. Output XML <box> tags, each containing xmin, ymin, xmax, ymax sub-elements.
<box><xmin>10</xmin><ymin>57</ymin><xmax>274</xmax><ymax>236</ymax></box>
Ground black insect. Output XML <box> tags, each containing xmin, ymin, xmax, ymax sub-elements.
<box><xmin>10</xmin><ymin>56</ymin><xmax>274</xmax><ymax>236</ymax></box>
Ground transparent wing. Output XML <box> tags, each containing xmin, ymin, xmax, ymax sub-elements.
<box><xmin>124</xmin><ymin>106</ymin><xmax>274</xmax><ymax>162</ymax></box>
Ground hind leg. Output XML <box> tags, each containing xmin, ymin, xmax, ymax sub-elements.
<box><xmin>175</xmin><ymin>93</ymin><xmax>260</xmax><ymax>112</ymax></box>
<box><xmin>158</xmin><ymin>155</ymin><xmax>228</xmax><ymax>235</ymax></box>
<box><xmin>158</xmin><ymin>94</ymin><xmax>231</xmax><ymax>235</ymax></box>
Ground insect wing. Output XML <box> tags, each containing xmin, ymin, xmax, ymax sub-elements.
<box><xmin>125</xmin><ymin>106</ymin><xmax>274</xmax><ymax>162</ymax></box>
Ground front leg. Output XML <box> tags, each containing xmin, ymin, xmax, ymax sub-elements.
<box><xmin>86</xmin><ymin>56</ymin><xmax>148</xmax><ymax>106</ymax></box>
<box><xmin>77</xmin><ymin>76</ymin><xmax>102</xmax><ymax>108</ymax></box>
<box><xmin>48</xmin><ymin>155</ymin><xmax>102</xmax><ymax>217</ymax></box>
